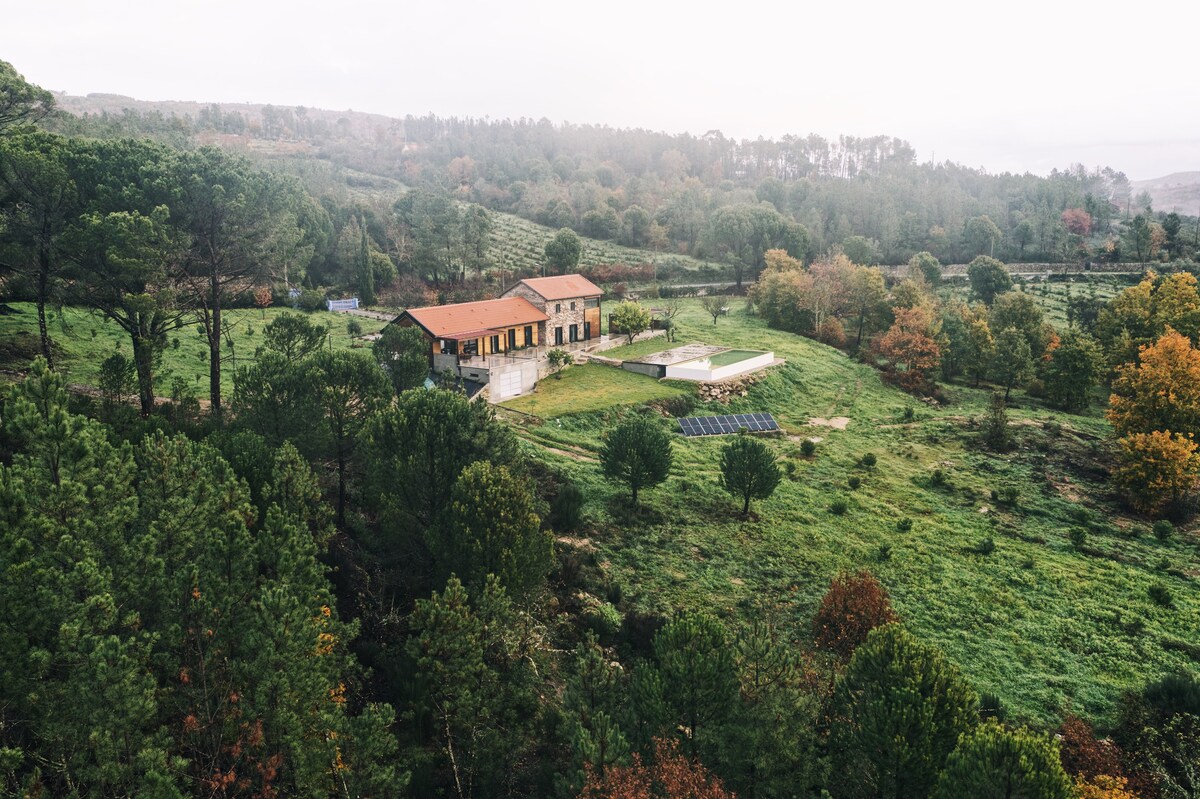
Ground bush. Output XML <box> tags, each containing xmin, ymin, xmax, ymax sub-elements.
<box><xmin>998</xmin><ymin>486</ymin><xmax>1019</xmax><ymax>505</ymax></box>
<box><xmin>930</xmin><ymin>468</ymin><xmax>946</xmax><ymax>487</ymax></box>
<box><xmin>1069</xmin><ymin>527</ymin><xmax>1088</xmax><ymax>549</ymax></box>
<box><xmin>1153</xmin><ymin>519</ymin><xmax>1175</xmax><ymax>541</ymax></box>
<box><xmin>848</xmin><ymin>475</ymin><xmax>862</xmax><ymax>490</ymax></box>
<box><xmin>979</xmin><ymin>693</ymin><xmax>1007</xmax><ymax>722</ymax></box>
<box><xmin>902</xmin><ymin>406</ymin><xmax>915</xmax><ymax>422</ymax></box>
<box><xmin>896</xmin><ymin>518</ymin><xmax>913</xmax><ymax>533</ymax></box>
<box><xmin>876</xmin><ymin>544</ymin><xmax>892</xmax><ymax>561</ymax></box>
<box><xmin>346</xmin><ymin>318</ymin><xmax>363</xmax><ymax>336</ymax></box>
<box><xmin>297</xmin><ymin>289</ymin><xmax>326</xmax><ymax>312</ymax></box>
<box><xmin>800</xmin><ymin>439</ymin><xmax>817</xmax><ymax>457</ymax></box>
<box><xmin>977</xmin><ymin>537</ymin><xmax>996</xmax><ymax>555</ymax></box>
<box><xmin>860</xmin><ymin>452</ymin><xmax>877</xmax><ymax>468</ymax></box>
<box><xmin>658</xmin><ymin>394</ymin><xmax>696</xmax><ymax>418</ymax></box>
<box><xmin>551</xmin><ymin>482</ymin><xmax>585</xmax><ymax>531</ymax></box>
<box><xmin>583</xmin><ymin>601</ymin><xmax>622</xmax><ymax>640</ymax></box>
<box><xmin>812</xmin><ymin>570</ymin><xmax>898</xmax><ymax>660</ymax></box>
<box><xmin>830</xmin><ymin>498</ymin><xmax>849</xmax><ymax>515</ymax></box>
<box><xmin>1148</xmin><ymin>582</ymin><xmax>1174</xmax><ymax>608</ymax></box>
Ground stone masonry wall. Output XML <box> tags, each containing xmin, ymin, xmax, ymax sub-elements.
<box><xmin>503</xmin><ymin>283</ymin><xmax>590</xmax><ymax>345</ymax></box>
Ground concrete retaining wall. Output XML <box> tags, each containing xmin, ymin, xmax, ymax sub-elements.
<box><xmin>666</xmin><ymin>351</ymin><xmax>775</xmax><ymax>382</ymax></box>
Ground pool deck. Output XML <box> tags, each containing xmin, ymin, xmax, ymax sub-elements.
<box><xmin>625</xmin><ymin>343</ymin><xmax>725</xmax><ymax>366</ymax></box>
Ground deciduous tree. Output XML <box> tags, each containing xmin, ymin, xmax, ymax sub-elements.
<box><xmin>610</xmin><ymin>300</ymin><xmax>651</xmax><ymax>344</ymax></box>
<box><xmin>876</xmin><ymin>305</ymin><xmax>943</xmax><ymax>392</ymax></box>
<box><xmin>812</xmin><ymin>570</ymin><xmax>898</xmax><ymax>661</ymax></box>
<box><xmin>966</xmin><ymin>256</ymin><xmax>1012</xmax><ymax>305</ymax></box>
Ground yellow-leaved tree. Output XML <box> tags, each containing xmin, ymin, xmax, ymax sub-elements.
<box><xmin>1108</xmin><ymin>328</ymin><xmax>1200</xmax><ymax>513</ymax></box>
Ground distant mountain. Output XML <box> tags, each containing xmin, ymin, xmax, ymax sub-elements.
<box><xmin>1132</xmin><ymin>171</ymin><xmax>1200</xmax><ymax>212</ymax></box>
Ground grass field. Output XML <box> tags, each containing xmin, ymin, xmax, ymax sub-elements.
<box><xmin>508</xmin><ymin>297</ymin><xmax>1200</xmax><ymax>725</ymax></box>
<box><xmin>502</xmin><ymin>362</ymin><xmax>687</xmax><ymax>417</ymax></box>
<box><xmin>0</xmin><ymin>303</ymin><xmax>387</xmax><ymax>396</ymax></box>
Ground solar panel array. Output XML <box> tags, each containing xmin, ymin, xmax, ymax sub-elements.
<box><xmin>678</xmin><ymin>413</ymin><xmax>779</xmax><ymax>437</ymax></box>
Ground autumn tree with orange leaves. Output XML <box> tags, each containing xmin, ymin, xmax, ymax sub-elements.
<box><xmin>812</xmin><ymin>570</ymin><xmax>898</xmax><ymax>661</ymax></box>
<box><xmin>579</xmin><ymin>738</ymin><xmax>735</xmax><ymax>799</ymax></box>
<box><xmin>875</xmin><ymin>305</ymin><xmax>943</xmax><ymax>393</ymax></box>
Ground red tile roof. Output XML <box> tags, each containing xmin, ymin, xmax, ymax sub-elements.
<box><xmin>515</xmin><ymin>274</ymin><xmax>603</xmax><ymax>301</ymax></box>
<box><xmin>400</xmin><ymin>297</ymin><xmax>548</xmax><ymax>338</ymax></box>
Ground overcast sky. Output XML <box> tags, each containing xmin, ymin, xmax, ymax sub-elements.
<box><xmin>4</xmin><ymin>0</ymin><xmax>1198</xmax><ymax>180</ymax></box>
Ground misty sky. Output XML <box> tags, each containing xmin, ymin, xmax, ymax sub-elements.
<box><xmin>4</xmin><ymin>0</ymin><xmax>1198</xmax><ymax>180</ymax></box>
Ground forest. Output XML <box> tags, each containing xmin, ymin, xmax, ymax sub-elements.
<box><xmin>1</xmin><ymin>58</ymin><xmax>1199</xmax><ymax>799</ymax></box>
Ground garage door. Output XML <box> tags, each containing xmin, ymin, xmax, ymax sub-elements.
<box><xmin>497</xmin><ymin>370</ymin><xmax>522</xmax><ymax>398</ymax></box>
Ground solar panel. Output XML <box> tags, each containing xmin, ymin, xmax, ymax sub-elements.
<box><xmin>677</xmin><ymin>413</ymin><xmax>779</xmax><ymax>437</ymax></box>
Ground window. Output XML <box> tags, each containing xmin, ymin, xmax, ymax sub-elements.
<box><xmin>489</xmin><ymin>335</ymin><xmax>500</xmax><ymax>353</ymax></box>
<box><xmin>555</xmin><ymin>303</ymin><xmax>561</xmax><ymax>313</ymax></box>
<box><xmin>524</xmin><ymin>325</ymin><xmax>533</xmax><ymax>346</ymax></box>
<box><xmin>584</xmin><ymin>298</ymin><xmax>599</xmax><ymax>308</ymax></box>
<box><xmin>570</xmin><ymin>301</ymin><xmax>576</xmax><ymax>311</ymax></box>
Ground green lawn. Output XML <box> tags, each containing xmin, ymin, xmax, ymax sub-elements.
<box><xmin>501</xmin><ymin>362</ymin><xmax>687</xmax><ymax>417</ymax></box>
<box><xmin>602</xmin><ymin>335</ymin><xmax>679</xmax><ymax>361</ymax></box>
<box><xmin>513</xmin><ymin>296</ymin><xmax>1200</xmax><ymax>725</ymax></box>
<box><xmin>0</xmin><ymin>303</ymin><xmax>387</xmax><ymax>395</ymax></box>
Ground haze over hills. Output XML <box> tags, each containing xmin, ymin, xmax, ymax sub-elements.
<box><xmin>1132</xmin><ymin>171</ymin><xmax>1200</xmax><ymax>213</ymax></box>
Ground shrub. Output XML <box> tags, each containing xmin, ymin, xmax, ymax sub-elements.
<box><xmin>551</xmin><ymin>481</ymin><xmax>585</xmax><ymax>531</ymax></box>
<box><xmin>547</xmin><ymin>348</ymin><xmax>574</xmax><ymax>379</ymax></box>
<box><xmin>902</xmin><ymin>406</ymin><xmax>915</xmax><ymax>422</ymax></box>
<box><xmin>930</xmin><ymin>468</ymin><xmax>946</xmax><ymax>487</ymax></box>
<box><xmin>860</xmin><ymin>452</ymin><xmax>877</xmax><ymax>468</ymax></box>
<box><xmin>800</xmin><ymin>439</ymin><xmax>817</xmax><ymax>457</ymax></box>
<box><xmin>980</xmin><ymin>393</ymin><xmax>1011</xmax><ymax>450</ymax></box>
<box><xmin>1148</xmin><ymin>582</ymin><xmax>1174</xmax><ymax>608</ymax></box>
<box><xmin>830</xmin><ymin>498</ymin><xmax>848</xmax><ymax>515</ymax></box>
<box><xmin>583</xmin><ymin>601</ymin><xmax>622</xmax><ymax>640</ymax></box>
<box><xmin>1069</xmin><ymin>527</ymin><xmax>1088</xmax><ymax>549</ymax></box>
<box><xmin>346</xmin><ymin>318</ymin><xmax>363</xmax><ymax>336</ymax></box>
<box><xmin>876</xmin><ymin>544</ymin><xmax>892</xmax><ymax>561</ymax></box>
<box><xmin>658</xmin><ymin>394</ymin><xmax>696</xmax><ymax>418</ymax></box>
<box><xmin>1153</xmin><ymin>520</ymin><xmax>1175</xmax><ymax>541</ymax></box>
<box><xmin>999</xmin><ymin>486</ymin><xmax>1019</xmax><ymax>505</ymax></box>
<box><xmin>979</xmin><ymin>692</ymin><xmax>1007</xmax><ymax>722</ymax></box>
<box><xmin>812</xmin><ymin>570</ymin><xmax>898</xmax><ymax>660</ymax></box>
<box><xmin>848</xmin><ymin>475</ymin><xmax>862</xmax><ymax>490</ymax></box>
<box><xmin>977</xmin><ymin>537</ymin><xmax>996</xmax><ymax>555</ymax></box>
<box><xmin>1157</xmin><ymin>556</ymin><xmax>1171</xmax><ymax>571</ymax></box>
<box><xmin>896</xmin><ymin>518</ymin><xmax>913</xmax><ymax>533</ymax></box>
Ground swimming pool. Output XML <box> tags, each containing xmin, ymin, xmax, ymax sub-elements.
<box><xmin>664</xmin><ymin>349</ymin><xmax>774</xmax><ymax>381</ymax></box>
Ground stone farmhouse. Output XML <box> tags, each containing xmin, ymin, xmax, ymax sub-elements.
<box><xmin>390</xmin><ymin>274</ymin><xmax>608</xmax><ymax>401</ymax></box>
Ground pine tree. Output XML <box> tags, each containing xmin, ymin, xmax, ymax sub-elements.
<box><xmin>652</xmin><ymin>611</ymin><xmax>737</xmax><ymax>758</ymax></box>
<box><xmin>829</xmin><ymin>624</ymin><xmax>979</xmax><ymax>799</ymax></box>
<box><xmin>719</xmin><ymin>433</ymin><xmax>782</xmax><ymax>515</ymax></box>
<box><xmin>935</xmin><ymin>721</ymin><xmax>1073</xmax><ymax>799</ymax></box>
<box><xmin>435</xmin><ymin>461</ymin><xmax>551</xmax><ymax>598</ymax></box>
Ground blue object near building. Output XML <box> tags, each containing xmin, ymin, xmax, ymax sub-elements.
<box><xmin>326</xmin><ymin>298</ymin><xmax>360</xmax><ymax>311</ymax></box>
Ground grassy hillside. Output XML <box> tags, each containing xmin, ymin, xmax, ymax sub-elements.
<box><xmin>0</xmin><ymin>304</ymin><xmax>386</xmax><ymax>396</ymax></box>
<box><xmin>505</xmin><ymin>298</ymin><xmax>1199</xmax><ymax>724</ymax></box>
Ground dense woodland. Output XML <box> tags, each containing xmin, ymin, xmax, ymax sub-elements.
<box><xmin>2</xmin><ymin>60</ymin><xmax>1199</xmax><ymax>798</ymax></box>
